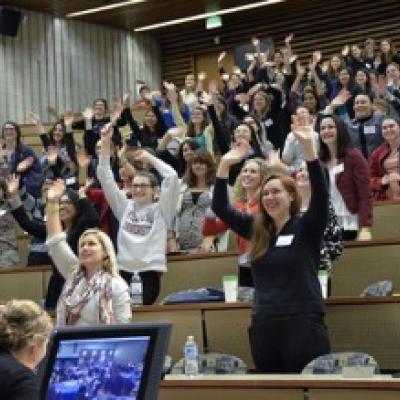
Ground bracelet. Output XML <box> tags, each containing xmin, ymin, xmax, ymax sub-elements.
<box><xmin>46</xmin><ymin>203</ymin><xmax>60</xmax><ymax>214</ymax></box>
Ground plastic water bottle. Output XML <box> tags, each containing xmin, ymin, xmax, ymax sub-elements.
<box><xmin>318</xmin><ymin>269</ymin><xmax>329</xmax><ymax>299</ymax></box>
<box><xmin>130</xmin><ymin>272</ymin><xmax>143</xmax><ymax>306</ymax></box>
<box><xmin>184</xmin><ymin>336</ymin><xmax>199</xmax><ymax>376</ymax></box>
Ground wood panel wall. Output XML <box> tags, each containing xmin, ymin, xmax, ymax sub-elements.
<box><xmin>0</xmin><ymin>9</ymin><xmax>161</xmax><ymax>124</ymax></box>
<box><xmin>157</xmin><ymin>0</ymin><xmax>400</xmax><ymax>87</ymax></box>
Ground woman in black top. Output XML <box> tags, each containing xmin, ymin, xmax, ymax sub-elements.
<box><xmin>212</xmin><ymin>118</ymin><xmax>330</xmax><ymax>373</ymax></box>
<box><xmin>0</xmin><ymin>300</ymin><xmax>52</xmax><ymax>400</ymax></box>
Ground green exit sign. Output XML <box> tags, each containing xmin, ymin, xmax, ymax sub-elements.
<box><xmin>206</xmin><ymin>15</ymin><xmax>222</xmax><ymax>29</ymax></box>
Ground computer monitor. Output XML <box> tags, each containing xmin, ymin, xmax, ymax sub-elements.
<box><xmin>40</xmin><ymin>322</ymin><xmax>171</xmax><ymax>400</ymax></box>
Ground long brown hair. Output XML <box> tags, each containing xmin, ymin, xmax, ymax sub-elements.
<box><xmin>183</xmin><ymin>149</ymin><xmax>215</xmax><ymax>187</ymax></box>
<box><xmin>250</xmin><ymin>174</ymin><xmax>301</xmax><ymax>262</ymax></box>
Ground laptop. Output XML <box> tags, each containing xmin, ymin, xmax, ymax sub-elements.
<box><xmin>40</xmin><ymin>322</ymin><xmax>171</xmax><ymax>400</ymax></box>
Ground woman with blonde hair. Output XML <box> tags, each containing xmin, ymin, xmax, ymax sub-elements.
<box><xmin>203</xmin><ymin>158</ymin><xmax>268</xmax><ymax>285</ymax></box>
<box><xmin>0</xmin><ymin>300</ymin><xmax>52</xmax><ymax>399</ymax></box>
<box><xmin>212</xmin><ymin>117</ymin><xmax>330</xmax><ymax>373</ymax></box>
<box><xmin>45</xmin><ymin>179</ymin><xmax>131</xmax><ymax>326</ymax></box>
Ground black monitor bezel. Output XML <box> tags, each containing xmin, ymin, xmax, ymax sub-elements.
<box><xmin>40</xmin><ymin>323</ymin><xmax>169</xmax><ymax>400</ymax></box>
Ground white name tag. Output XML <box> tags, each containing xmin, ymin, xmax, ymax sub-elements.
<box><xmin>364</xmin><ymin>125</ymin><xmax>376</xmax><ymax>135</ymax></box>
<box><xmin>65</xmin><ymin>176</ymin><xmax>76</xmax><ymax>185</ymax></box>
<box><xmin>332</xmin><ymin>163</ymin><xmax>344</xmax><ymax>175</ymax></box>
<box><xmin>276</xmin><ymin>234</ymin><xmax>294</xmax><ymax>247</ymax></box>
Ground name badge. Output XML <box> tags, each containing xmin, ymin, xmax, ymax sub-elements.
<box><xmin>364</xmin><ymin>125</ymin><xmax>376</xmax><ymax>135</ymax></box>
<box><xmin>264</xmin><ymin>118</ymin><xmax>273</xmax><ymax>127</ymax></box>
<box><xmin>276</xmin><ymin>234</ymin><xmax>294</xmax><ymax>247</ymax></box>
<box><xmin>332</xmin><ymin>163</ymin><xmax>344</xmax><ymax>175</ymax></box>
<box><xmin>65</xmin><ymin>176</ymin><xmax>76</xmax><ymax>185</ymax></box>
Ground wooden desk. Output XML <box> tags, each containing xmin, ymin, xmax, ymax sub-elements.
<box><xmin>0</xmin><ymin>265</ymin><xmax>51</xmax><ymax>302</ymax></box>
<box><xmin>332</xmin><ymin>239</ymin><xmax>400</xmax><ymax>296</ymax></box>
<box><xmin>372</xmin><ymin>200</ymin><xmax>400</xmax><ymax>239</ymax></box>
<box><xmin>157</xmin><ymin>252</ymin><xmax>237</xmax><ymax>302</ymax></box>
<box><xmin>159</xmin><ymin>375</ymin><xmax>400</xmax><ymax>400</ymax></box>
<box><xmin>133</xmin><ymin>297</ymin><xmax>400</xmax><ymax>371</ymax></box>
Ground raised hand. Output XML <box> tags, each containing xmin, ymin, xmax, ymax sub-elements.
<box><xmin>26</xmin><ymin>111</ymin><xmax>41</xmax><ymax>126</ymax></box>
<box><xmin>132</xmin><ymin>148</ymin><xmax>154</xmax><ymax>165</ymax></box>
<box><xmin>330</xmin><ymin>90</ymin><xmax>352</xmax><ymax>109</ymax></box>
<box><xmin>122</xmin><ymin>90</ymin><xmax>132</xmax><ymax>108</ymax></box>
<box><xmin>285</xmin><ymin>33</ymin><xmax>294</xmax><ymax>45</ymax></box>
<box><xmin>47</xmin><ymin>179</ymin><xmax>66</xmax><ymax>203</ymax></box>
<box><xmin>100</xmin><ymin>123</ymin><xmax>113</xmax><ymax>142</ymax></box>
<box><xmin>265</xmin><ymin>149</ymin><xmax>287</xmax><ymax>173</ymax></box>
<box><xmin>64</xmin><ymin>110</ymin><xmax>74</xmax><ymax>126</ymax></box>
<box><xmin>166</xmin><ymin>126</ymin><xmax>187</xmax><ymax>139</ymax></box>
<box><xmin>296</xmin><ymin>61</ymin><xmax>306</xmax><ymax>77</ymax></box>
<box><xmin>77</xmin><ymin>148</ymin><xmax>91</xmax><ymax>167</ymax></box>
<box><xmin>310</xmin><ymin>51</ymin><xmax>322</xmax><ymax>69</ymax></box>
<box><xmin>46</xmin><ymin>145</ymin><xmax>58</xmax><ymax>165</ymax></box>
<box><xmin>221</xmin><ymin>141</ymin><xmax>250</xmax><ymax>166</ymax></box>
<box><xmin>163</xmin><ymin>81</ymin><xmax>176</xmax><ymax>92</ymax></box>
<box><xmin>47</xmin><ymin>105</ymin><xmax>59</xmax><ymax>119</ymax></box>
<box><xmin>208</xmin><ymin>80</ymin><xmax>218</xmax><ymax>96</ymax></box>
<box><xmin>6</xmin><ymin>174</ymin><xmax>20</xmax><ymax>198</ymax></box>
<box><xmin>342</xmin><ymin>45</ymin><xmax>350</xmax><ymax>57</ymax></box>
<box><xmin>251</xmin><ymin>37</ymin><xmax>260</xmax><ymax>48</ymax></box>
<box><xmin>245</xmin><ymin>53</ymin><xmax>255</xmax><ymax>62</ymax></box>
<box><xmin>217</xmin><ymin>51</ymin><xmax>227</xmax><ymax>65</ymax></box>
<box><xmin>221</xmin><ymin>73</ymin><xmax>230</xmax><ymax>82</ymax></box>
<box><xmin>198</xmin><ymin>71</ymin><xmax>207</xmax><ymax>82</ymax></box>
<box><xmin>16</xmin><ymin>157</ymin><xmax>33</xmax><ymax>173</ymax></box>
<box><xmin>82</xmin><ymin>107</ymin><xmax>94</xmax><ymax>121</ymax></box>
<box><xmin>291</xmin><ymin>115</ymin><xmax>316</xmax><ymax>161</ymax></box>
<box><xmin>111</xmin><ymin>98</ymin><xmax>123</xmax><ymax>125</ymax></box>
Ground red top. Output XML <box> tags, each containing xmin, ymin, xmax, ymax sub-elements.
<box><xmin>203</xmin><ymin>198</ymin><xmax>259</xmax><ymax>255</ymax></box>
<box><xmin>370</xmin><ymin>142</ymin><xmax>400</xmax><ymax>200</ymax></box>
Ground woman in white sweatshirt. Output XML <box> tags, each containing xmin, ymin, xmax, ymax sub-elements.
<box><xmin>97</xmin><ymin>123</ymin><xmax>179</xmax><ymax>304</ymax></box>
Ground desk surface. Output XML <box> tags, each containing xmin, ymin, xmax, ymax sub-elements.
<box><xmin>134</xmin><ymin>296</ymin><xmax>400</xmax><ymax>313</ymax></box>
<box><xmin>162</xmin><ymin>374</ymin><xmax>400</xmax><ymax>389</ymax></box>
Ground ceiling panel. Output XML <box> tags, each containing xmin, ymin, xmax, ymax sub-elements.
<box><xmin>0</xmin><ymin>0</ymin><xmax>286</xmax><ymax>33</ymax></box>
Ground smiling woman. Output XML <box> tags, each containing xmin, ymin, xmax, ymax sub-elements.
<box><xmin>212</xmin><ymin>116</ymin><xmax>330</xmax><ymax>373</ymax></box>
<box><xmin>45</xmin><ymin>179</ymin><xmax>132</xmax><ymax>326</ymax></box>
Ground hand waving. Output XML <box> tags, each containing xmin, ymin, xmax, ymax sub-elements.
<box><xmin>47</xmin><ymin>179</ymin><xmax>66</xmax><ymax>203</ymax></box>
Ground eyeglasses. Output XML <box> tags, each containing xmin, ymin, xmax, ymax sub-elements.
<box><xmin>132</xmin><ymin>183</ymin><xmax>152</xmax><ymax>189</ymax></box>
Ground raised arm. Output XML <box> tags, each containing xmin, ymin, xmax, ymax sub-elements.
<box><xmin>133</xmin><ymin>149</ymin><xmax>179</xmax><ymax>227</ymax></box>
<box><xmin>291</xmin><ymin>115</ymin><xmax>328</xmax><ymax>240</ymax></box>
<box><xmin>97</xmin><ymin>123</ymin><xmax>130</xmax><ymax>220</ymax></box>
<box><xmin>45</xmin><ymin>179</ymin><xmax>78</xmax><ymax>279</ymax></box>
<box><xmin>212</xmin><ymin>142</ymin><xmax>254</xmax><ymax>239</ymax></box>
<box><xmin>7</xmin><ymin>174</ymin><xmax>47</xmax><ymax>239</ymax></box>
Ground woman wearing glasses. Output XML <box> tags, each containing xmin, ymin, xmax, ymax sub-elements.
<box><xmin>97</xmin><ymin>123</ymin><xmax>179</xmax><ymax>304</ymax></box>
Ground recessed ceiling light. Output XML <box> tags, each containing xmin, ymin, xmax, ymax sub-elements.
<box><xmin>134</xmin><ymin>0</ymin><xmax>284</xmax><ymax>32</ymax></box>
<box><xmin>66</xmin><ymin>0</ymin><xmax>146</xmax><ymax>18</ymax></box>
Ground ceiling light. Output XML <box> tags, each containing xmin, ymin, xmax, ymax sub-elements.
<box><xmin>134</xmin><ymin>0</ymin><xmax>284</xmax><ymax>32</ymax></box>
<box><xmin>66</xmin><ymin>0</ymin><xmax>146</xmax><ymax>18</ymax></box>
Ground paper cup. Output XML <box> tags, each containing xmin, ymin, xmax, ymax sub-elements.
<box><xmin>223</xmin><ymin>275</ymin><xmax>238</xmax><ymax>303</ymax></box>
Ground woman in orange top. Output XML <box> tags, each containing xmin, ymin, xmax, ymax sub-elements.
<box><xmin>203</xmin><ymin>158</ymin><xmax>268</xmax><ymax>286</ymax></box>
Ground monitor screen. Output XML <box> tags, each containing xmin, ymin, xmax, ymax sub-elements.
<box><xmin>40</xmin><ymin>323</ymin><xmax>171</xmax><ymax>400</ymax></box>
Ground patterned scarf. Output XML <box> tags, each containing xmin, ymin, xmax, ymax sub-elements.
<box><xmin>56</xmin><ymin>267</ymin><xmax>114</xmax><ymax>326</ymax></box>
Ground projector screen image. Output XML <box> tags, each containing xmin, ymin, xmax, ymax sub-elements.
<box><xmin>45</xmin><ymin>336</ymin><xmax>150</xmax><ymax>400</ymax></box>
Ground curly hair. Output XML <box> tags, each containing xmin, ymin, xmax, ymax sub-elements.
<box><xmin>0</xmin><ymin>300</ymin><xmax>52</xmax><ymax>352</ymax></box>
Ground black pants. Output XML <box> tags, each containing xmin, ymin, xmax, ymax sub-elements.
<box><xmin>342</xmin><ymin>230</ymin><xmax>357</xmax><ymax>241</ymax></box>
<box><xmin>120</xmin><ymin>270</ymin><xmax>161</xmax><ymax>305</ymax></box>
<box><xmin>248</xmin><ymin>314</ymin><xmax>330</xmax><ymax>373</ymax></box>
<box><xmin>239</xmin><ymin>265</ymin><xmax>254</xmax><ymax>287</ymax></box>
